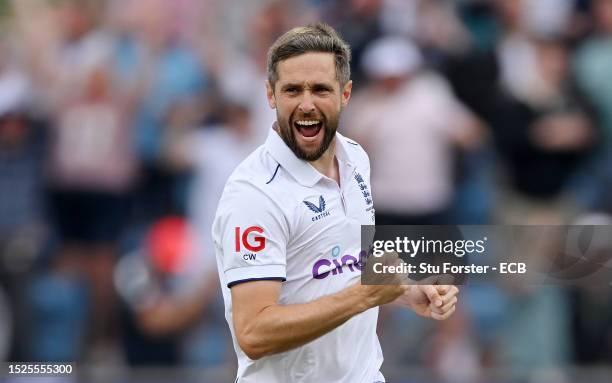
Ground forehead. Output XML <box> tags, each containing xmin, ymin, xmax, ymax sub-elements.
<box><xmin>275</xmin><ymin>52</ymin><xmax>337</xmax><ymax>86</ymax></box>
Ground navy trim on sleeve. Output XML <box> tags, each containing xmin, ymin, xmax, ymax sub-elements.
<box><xmin>266</xmin><ymin>163</ymin><xmax>281</xmax><ymax>184</ymax></box>
<box><xmin>227</xmin><ymin>277</ymin><xmax>286</xmax><ymax>288</ymax></box>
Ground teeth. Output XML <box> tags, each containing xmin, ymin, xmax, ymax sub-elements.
<box><xmin>295</xmin><ymin>120</ymin><xmax>320</xmax><ymax>126</ymax></box>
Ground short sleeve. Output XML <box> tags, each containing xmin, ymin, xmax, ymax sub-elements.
<box><xmin>212</xmin><ymin>180</ymin><xmax>289</xmax><ymax>288</ymax></box>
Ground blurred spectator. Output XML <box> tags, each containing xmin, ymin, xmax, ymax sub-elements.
<box><xmin>570</xmin><ymin>1</ymin><xmax>612</xmax><ymax>363</ymax></box>
<box><xmin>0</xmin><ymin>40</ymin><xmax>48</xmax><ymax>361</ymax></box>
<box><xmin>522</xmin><ymin>0</ymin><xmax>575</xmax><ymax>38</ymax></box>
<box><xmin>114</xmin><ymin>100</ymin><xmax>254</xmax><ymax>368</ymax></box>
<box><xmin>164</xmin><ymin>102</ymin><xmax>256</xmax><ymax>254</ymax></box>
<box><xmin>496</xmin><ymin>36</ymin><xmax>596</xmax><ymax>223</ymax></box>
<box><xmin>112</xmin><ymin>0</ymin><xmax>208</xmax><ymax>222</ymax></box>
<box><xmin>447</xmin><ymin>4</ymin><xmax>597</xmax><ymax>223</ymax></box>
<box><xmin>119</xmin><ymin>0</ymin><xmax>206</xmax><ymax>165</ymax></box>
<box><xmin>168</xmin><ymin>101</ymin><xmax>256</xmax><ymax>366</ymax></box>
<box><xmin>27</xmin><ymin>0</ymin><xmax>137</xmax><ymax>358</ymax></box>
<box><xmin>344</xmin><ymin>36</ymin><xmax>481</xmax><ymax>225</ymax></box>
<box><xmin>115</xmin><ymin>216</ymin><xmax>226</xmax><ymax>367</ymax></box>
<box><xmin>0</xmin><ymin>50</ymin><xmax>45</xmax><ymax>240</ymax></box>
<box><xmin>383</xmin><ymin>0</ymin><xmax>472</xmax><ymax>59</ymax></box>
<box><xmin>324</xmin><ymin>0</ymin><xmax>386</xmax><ymax>86</ymax></box>
<box><xmin>575</xmin><ymin>0</ymin><xmax>612</xmax><ymax>145</ymax></box>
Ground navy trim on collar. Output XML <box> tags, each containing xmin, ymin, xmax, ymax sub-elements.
<box><xmin>264</xmin><ymin>125</ymin><xmax>357</xmax><ymax>187</ymax></box>
<box><xmin>265</xmin><ymin>127</ymin><xmax>323</xmax><ymax>187</ymax></box>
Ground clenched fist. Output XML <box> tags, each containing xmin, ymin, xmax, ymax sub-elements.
<box><xmin>394</xmin><ymin>284</ymin><xmax>459</xmax><ymax>321</ymax></box>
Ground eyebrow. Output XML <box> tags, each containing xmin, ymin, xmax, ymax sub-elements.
<box><xmin>281</xmin><ymin>83</ymin><xmax>334</xmax><ymax>91</ymax></box>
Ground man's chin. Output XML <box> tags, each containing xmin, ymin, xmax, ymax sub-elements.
<box><xmin>296</xmin><ymin>134</ymin><xmax>323</xmax><ymax>151</ymax></box>
<box><xmin>293</xmin><ymin>127</ymin><xmax>325</xmax><ymax>160</ymax></box>
<box><xmin>295</xmin><ymin>145</ymin><xmax>324</xmax><ymax>161</ymax></box>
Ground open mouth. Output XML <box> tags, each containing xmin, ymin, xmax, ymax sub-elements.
<box><xmin>294</xmin><ymin>119</ymin><xmax>323</xmax><ymax>138</ymax></box>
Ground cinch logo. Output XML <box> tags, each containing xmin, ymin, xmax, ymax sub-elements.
<box><xmin>235</xmin><ymin>226</ymin><xmax>266</xmax><ymax>253</ymax></box>
<box><xmin>311</xmin><ymin>250</ymin><xmax>367</xmax><ymax>280</ymax></box>
<box><xmin>303</xmin><ymin>196</ymin><xmax>331</xmax><ymax>221</ymax></box>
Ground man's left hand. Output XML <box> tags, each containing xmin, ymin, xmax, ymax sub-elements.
<box><xmin>394</xmin><ymin>285</ymin><xmax>459</xmax><ymax>321</ymax></box>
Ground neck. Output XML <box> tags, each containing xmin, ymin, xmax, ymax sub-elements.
<box><xmin>309</xmin><ymin>137</ymin><xmax>339</xmax><ymax>184</ymax></box>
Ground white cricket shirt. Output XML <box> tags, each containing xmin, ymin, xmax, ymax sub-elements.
<box><xmin>212</xmin><ymin>128</ymin><xmax>383</xmax><ymax>383</ymax></box>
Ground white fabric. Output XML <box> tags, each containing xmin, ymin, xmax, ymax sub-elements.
<box><xmin>522</xmin><ymin>0</ymin><xmax>573</xmax><ymax>38</ymax></box>
<box><xmin>212</xmin><ymin>129</ymin><xmax>384</xmax><ymax>383</ymax></box>
<box><xmin>0</xmin><ymin>69</ymin><xmax>30</xmax><ymax>115</ymax></box>
<box><xmin>497</xmin><ymin>34</ymin><xmax>544</xmax><ymax>106</ymax></box>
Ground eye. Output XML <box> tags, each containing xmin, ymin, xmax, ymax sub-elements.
<box><xmin>284</xmin><ymin>87</ymin><xmax>299</xmax><ymax>95</ymax></box>
<box><xmin>314</xmin><ymin>86</ymin><xmax>332</xmax><ymax>95</ymax></box>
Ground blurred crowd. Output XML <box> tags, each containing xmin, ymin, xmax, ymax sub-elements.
<box><xmin>0</xmin><ymin>0</ymin><xmax>612</xmax><ymax>381</ymax></box>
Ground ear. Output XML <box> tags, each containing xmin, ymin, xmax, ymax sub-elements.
<box><xmin>266</xmin><ymin>81</ymin><xmax>276</xmax><ymax>109</ymax></box>
<box><xmin>341</xmin><ymin>80</ymin><xmax>352</xmax><ymax>108</ymax></box>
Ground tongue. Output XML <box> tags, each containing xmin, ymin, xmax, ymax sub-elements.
<box><xmin>299</xmin><ymin>125</ymin><xmax>320</xmax><ymax>138</ymax></box>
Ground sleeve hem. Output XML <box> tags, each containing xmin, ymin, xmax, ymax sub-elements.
<box><xmin>227</xmin><ymin>277</ymin><xmax>286</xmax><ymax>288</ymax></box>
<box><xmin>225</xmin><ymin>264</ymin><xmax>286</xmax><ymax>287</ymax></box>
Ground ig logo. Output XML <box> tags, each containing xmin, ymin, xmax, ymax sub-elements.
<box><xmin>235</xmin><ymin>226</ymin><xmax>266</xmax><ymax>252</ymax></box>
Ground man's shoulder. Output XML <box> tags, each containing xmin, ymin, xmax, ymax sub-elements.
<box><xmin>226</xmin><ymin>144</ymin><xmax>279</xmax><ymax>185</ymax></box>
<box><xmin>213</xmin><ymin>145</ymin><xmax>292</xmax><ymax>239</ymax></box>
<box><xmin>337</xmin><ymin>132</ymin><xmax>370</xmax><ymax>167</ymax></box>
<box><xmin>218</xmin><ymin>145</ymin><xmax>287</xmax><ymax>210</ymax></box>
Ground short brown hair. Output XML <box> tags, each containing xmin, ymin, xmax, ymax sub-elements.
<box><xmin>267</xmin><ymin>22</ymin><xmax>351</xmax><ymax>88</ymax></box>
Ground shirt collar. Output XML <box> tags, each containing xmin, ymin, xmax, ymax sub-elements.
<box><xmin>334</xmin><ymin>131</ymin><xmax>354</xmax><ymax>168</ymax></box>
<box><xmin>265</xmin><ymin>124</ymin><xmax>354</xmax><ymax>188</ymax></box>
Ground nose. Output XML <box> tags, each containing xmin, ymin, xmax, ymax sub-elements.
<box><xmin>298</xmin><ymin>92</ymin><xmax>316</xmax><ymax>114</ymax></box>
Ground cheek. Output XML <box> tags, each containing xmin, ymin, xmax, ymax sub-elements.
<box><xmin>318</xmin><ymin>100</ymin><xmax>341</xmax><ymax>116</ymax></box>
<box><xmin>278</xmin><ymin>105</ymin><xmax>295</xmax><ymax>121</ymax></box>
<box><xmin>277</xmin><ymin>99</ymin><xmax>298</xmax><ymax>116</ymax></box>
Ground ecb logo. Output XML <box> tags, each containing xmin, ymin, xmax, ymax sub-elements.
<box><xmin>235</xmin><ymin>226</ymin><xmax>266</xmax><ymax>260</ymax></box>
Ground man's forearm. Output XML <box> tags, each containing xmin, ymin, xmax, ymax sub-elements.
<box><xmin>236</xmin><ymin>284</ymin><xmax>370</xmax><ymax>359</ymax></box>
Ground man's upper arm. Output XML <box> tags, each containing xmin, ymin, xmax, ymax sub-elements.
<box><xmin>230</xmin><ymin>280</ymin><xmax>282</xmax><ymax>339</ymax></box>
<box><xmin>213</xmin><ymin>180</ymin><xmax>289</xmax><ymax>355</ymax></box>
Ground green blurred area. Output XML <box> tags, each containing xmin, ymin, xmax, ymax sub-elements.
<box><xmin>0</xmin><ymin>0</ymin><xmax>9</xmax><ymax>23</ymax></box>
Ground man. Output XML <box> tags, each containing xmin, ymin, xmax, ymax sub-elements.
<box><xmin>212</xmin><ymin>23</ymin><xmax>459</xmax><ymax>383</ymax></box>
